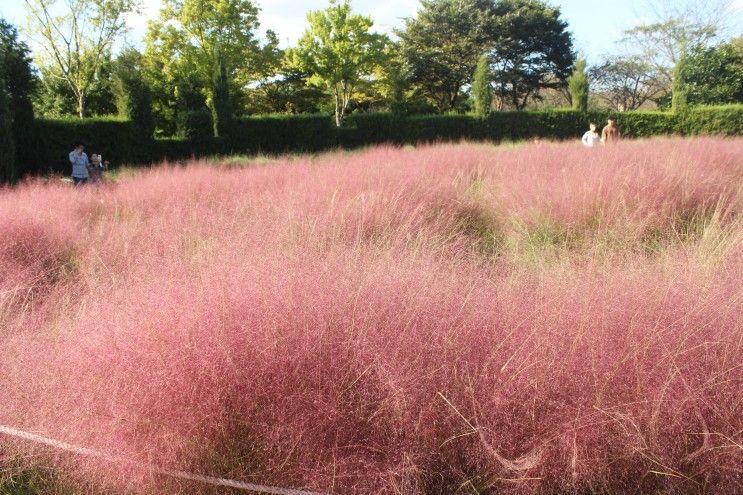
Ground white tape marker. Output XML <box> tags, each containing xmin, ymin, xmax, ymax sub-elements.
<box><xmin>0</xmin><ymin>425</ymin><xmax>324</xmax><ymax>495</ymax></box>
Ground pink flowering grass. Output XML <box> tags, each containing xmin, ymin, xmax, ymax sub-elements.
<box><xmin>0</xmin><ymin>137</ymin><xmax>741</xmax><ymax>494</ymax></box>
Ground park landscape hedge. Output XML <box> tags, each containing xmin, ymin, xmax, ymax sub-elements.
<box><xmin>25</xmin><ymin>105</ymin><xmax>743</xmax><ymax>174</ymax></box>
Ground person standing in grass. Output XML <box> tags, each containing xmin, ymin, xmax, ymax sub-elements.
<box><xmin>601</xmin><ymin>117</ymin><xmax>621</xmax><ymax>144</ymax></box>
<box><xmin>582</xmin><ymin>122</ymin><xmax>601</xmax><ymax>147</ymax></box>
<box><xmin>69</xmin><ymin>141</ymin><xmax>89</xmax><ymax>185</ymax></box>
<box><xmin>88</xmin><ymin>154</ymin><xmax>109</xmax><ymax>184</ymax></box>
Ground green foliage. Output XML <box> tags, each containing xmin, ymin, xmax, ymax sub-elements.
<box><xmin>488</xmin><ymin>0</ymin><xmax>576</xmax><ymax>110</ymax></box>
<box><xmin>678</xmin><ymin>104</ymin><xmax>743</xmax><ymax>135</ymax></box>
<box><xmin>144</xmin><ymin>0</ymin><xmax>280</xmax><ymax>132</ymax></box>
<box><xmin>472</xmin><ymin>54</ymin><xmax>492</xmax><ymax>117</ymax></box>
<box><xmin>569</xmin><ymin>59</ymin><xmax>589</xmax><ymax>112</ymax></box>
<box><xmin>398</xmin><ymin>0</ymin><xmax>574</xmax><ymax>111</ymax></box>
<box><xmin>34</xmin><ymin>59</ymin><xmax>117</xmax><ymax>118</ymax></box>
<box><xmin>291</xmin><ymin>0</ymin><xmax>389</xmax><ymax>126</ymax></box>
<box><xmin>0</xmin><ymin>19</ymin><xmax>37</xmax><ymax>175</ymax></box>
<box><xmin>177</xmin><ymin>109</ymin><xmax>213</xmax><ymax>144</ymax></box>
<box><xmin>622</xmin><ymin>17</ymin><xmax>718</xmax><ymax>97</ymax></box>
<box><xmin>672</xmin><ymin>56</ymin><xmax>688</xmax><ymax>113</ymax></box>
<box><xmin>0</xmin><ymin>84</ymin><xmax>17</xmax><ymax>183</ymax></box>
<box><xmin>681</xmin><ymin>42</ymin><xmax>743</xmax><ymax>106</ymax></box>
<box><xmin>398</xmin><ymin>0</ymin><xmax>491</xmax><ymax>112</ymax></box>
<box><xmin>245</xmin><ymin>68</ymin><xmax>326</xmax><ymax>115</ymax></box>
<box><xmin>25</xmin><ymin>0</ymin><xmax>139</xmax><ymax>118</ymax></box>
<box><xmin>211</xmin><ymin>56</ymin><xmax>233</xmax><ymax>138</ymax></box>
<box><xmin>112</xmin><ymin>48</ymin><xmax>155</xmax><ymax>144</ymax></box>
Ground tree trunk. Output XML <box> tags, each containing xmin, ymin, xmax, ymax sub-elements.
<box><xmin>335</xmin><ymin>91</ymin><xmax>342</xmax><ymax>127</ymax></box>
<box><xmin>77</xmin><ymin>91</ymin><xmax>86</xmax><ymax>119</ymax></box>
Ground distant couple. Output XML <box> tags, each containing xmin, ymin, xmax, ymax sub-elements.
<box><xmin>582</xmin><ymin>117</ymin><xmax>621</xmax><ymax>147</ymax></box>
<box><xmin>69</xmin><ymin>142</ymin><xmax>109</xmax><ymax>185</ymax></box>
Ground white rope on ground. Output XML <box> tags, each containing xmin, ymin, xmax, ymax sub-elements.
<box><xmin>0</xmin><ymin>425</ymin><xmax>324</xmax><ymax>495</ymax></box>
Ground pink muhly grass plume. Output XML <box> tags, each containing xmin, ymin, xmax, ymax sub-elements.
<box><xmin>0</xmin><ymin>137</ymin><xmax>741</xmax><ymax>494</ymax></box>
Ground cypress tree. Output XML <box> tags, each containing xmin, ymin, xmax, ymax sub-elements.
<box><xmin>0</xmin><ymin>84</ymin><xmax>16</xmax><ymax>184</ymax></box>
<box><xmin>0</xmin><ymin>19</ymin><xmax>37</xmax><ymax>176</ymax></box>
<box><xmin>569</xmin><ymin>59</ymin><xmax>589</xmax><ymax>112</ymax></box>
<box><xmin>472</xmin><ymin>54</ymin><xmax>492</xmax><ymax>117</ymax></box>
<box><xmin>211</xmin><ymin>56</ymin><xmax>232</xmax><ymax>138</ymax></box>
<box><xmin>113</xmin><ymin>49</ymin><xmax>155</xmax><ymax>143</ymax></box>
<box><xmin>672</xmin><ymin>56</ymin><xmax>688</xmax><ymax>113</ymax></box>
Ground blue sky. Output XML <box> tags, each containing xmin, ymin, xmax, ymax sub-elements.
<box><xmin>2</xmin><ymin>0</ymin><xmax>742</xmax><ymax>63</ymax></box>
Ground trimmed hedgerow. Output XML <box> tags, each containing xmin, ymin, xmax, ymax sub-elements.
<box><xmin>19</xmin><ymin>106</ymin><xmax>743</xmax><ymax>176</ymax></box>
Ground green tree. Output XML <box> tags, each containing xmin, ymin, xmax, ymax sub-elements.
<box><xmin>472</xmin><ymin>54</ymin><xmax>492</xmax><ymax>117</ymax></box>
<box><xmin>0</xmin><ymin>84</ymin><xmax>16</xmax><ymax>183</ymax></box>
<box><xmin>398</xmin><ymin>0</ymin><xmax>574</xmax><ymax>112</ymax></box>
<box><xmin>245</xmin><ymin>64</ymin><xmax>326</xmax><ymax>115</ymax></box>
<box><xmin>24</xmin><ymin>0</ymin><xmax>139</xmax><ymax>118</ymax></box>
<box><xmin>34</xmin><ymin>58</ymin><xmax>117</xmax><ymax>117</ymax></box>
<box><xmin>488</xmin><ymin>0</ymin><xmax>575</xmax><ymax>110</ymax></box>
<box><xmin>144</xmin><ymin>0</ymin><xmax>280</xmax><ymax>133</ymax></box>
<box><xmin>568</xmin><ymin>59</ymin><xmax>589</xmax><ymax>112</ymax></box>
<box><xmin>680</xmin><ymin>42</ymin><xmax>743</xmax><ymax>106</ymax></box>
<box><xmin>619</xmin><ymin>1</ymin><xmax>729</xmax><ymax>104</ymax></box>
<box><xmin>113</xmin><ymin>48</ymin><xmax>155</xmax><ymax>141</ymax></box>
<box><xmin>671</xmin><ymin>56</ymin><xmax>688</xmax><ymax>112</ymax></box>
<box><xmin>211</xmin><ymin>54</ymin><xmax>232</xmax><ymax>138</ymax></box>
<box><xmin>291</xmin><ymin>0</ymin><xmax>388</xmax><ymax>126</ymax></box>
<box><xmin>398</xmin><ymin>0</ymin><xmax>492</xmax><ymax>112</ymax></box>
<box><xmin>0</xmin><ymin>19</ymin><xmax>37</xmax><ymax>175</ymax></box>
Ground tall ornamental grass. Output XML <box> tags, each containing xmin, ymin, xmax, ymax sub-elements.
<box><xmin>0</xmin><ymin>137</ymin><xmax>741</xmax><ymax>494</ymax></box>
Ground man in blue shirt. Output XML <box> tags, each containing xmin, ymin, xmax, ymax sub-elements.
<box><xmin>69</xmin><ymin>141</ymin><xmax>89</xmax><ymax>185</ymax></box>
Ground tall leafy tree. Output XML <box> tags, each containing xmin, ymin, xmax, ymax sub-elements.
<box><xmin>291</xmin><ymin>0</ymin><xmax>388</xmax><ymax>126</ymax></box>
<box><xmin>24</xmin><ymin>0</ymin><xmax>139</xmax><ymax>117</ymax></box>
<box><xmin>34</xmin><ymin>58</ymin><xmax>117</xmax><ymax>117</ymax></box>
<box><xmin>113</xmin><ymin>48</ymin><xmax>154</xmax><ymax>141</ymax></box>
<box><xmin>0</xmin><ymin>19</ymin><xmax>37</xmax><ymax>174</ymax></box>
<box><xmin>487</xmin><ymin>0</ymin><xmax>575</xmax><ymax>110</ymax></box>
<box><xmin>472</xmin><ymin>54</ymin><xmax>492</xmax><ymax>116</ymax></box>
<box><xmin>568</xmin><ymin>59</ymin><xmax>589</xmax><ymax>112</ymax></box>
<box><xmin>398</xmin><ymin>0</ymin><xmax>574</xmax><ymax>112</ymax></box>
<box><xmin>398</xmin><ymin>0</ymin><xmax>492</xmax><ymax>112</ymax></box>
<box><xmin>680</xmin><ymin>42</ymin><xmax>743</xmax><ymax>106</ymax></box>
<box><xmin>144</xmin><ymin>0</ymin><xmax>280</xmax><ymax>134</ymax></box>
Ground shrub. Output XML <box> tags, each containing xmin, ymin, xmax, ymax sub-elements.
<box><xmin>229</xmin><ymin>114</ymin><xmax>336</xmax><ymax>153</ymax></box>
<box><xmin>0</xmin><ymin>85</ymin><xmax>17</xmax><ymax>183</ymax></box>
<box><xmin>678</xmin><ymin>104</ymin><xmax>743</xmax><ymax>135</ymax></box>
<box><xmin>177</xmin><ymin>109</ymin><xmax>213</xmax><ymax>144</ymax></box>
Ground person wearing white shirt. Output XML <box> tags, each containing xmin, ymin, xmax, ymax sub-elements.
<box><xmin>581</xmin><ymin>123</ymin><xmax>601</xmax><ymax>148</ymax></box>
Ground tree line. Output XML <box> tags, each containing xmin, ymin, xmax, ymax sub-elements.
<box><xmin>1</xmin><ymin>0</ymin><xmax>742</xmax><ymax>176</ymax></box>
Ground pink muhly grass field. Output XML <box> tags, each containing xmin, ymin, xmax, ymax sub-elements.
<box><xmin>0</xmin><ymin>137</ymin><xmax>741</xmax><ymax>494</ymax></box>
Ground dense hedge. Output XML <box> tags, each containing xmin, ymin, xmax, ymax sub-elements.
<box><xmin>31</xmin><ymin>117</ymin><xmax>144</xmax><ymax>174</ymax></box>
<box><xmin>25</xmin><ymin>106</ymin><xmax>743</xmax><ymax>174</ymax></box>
